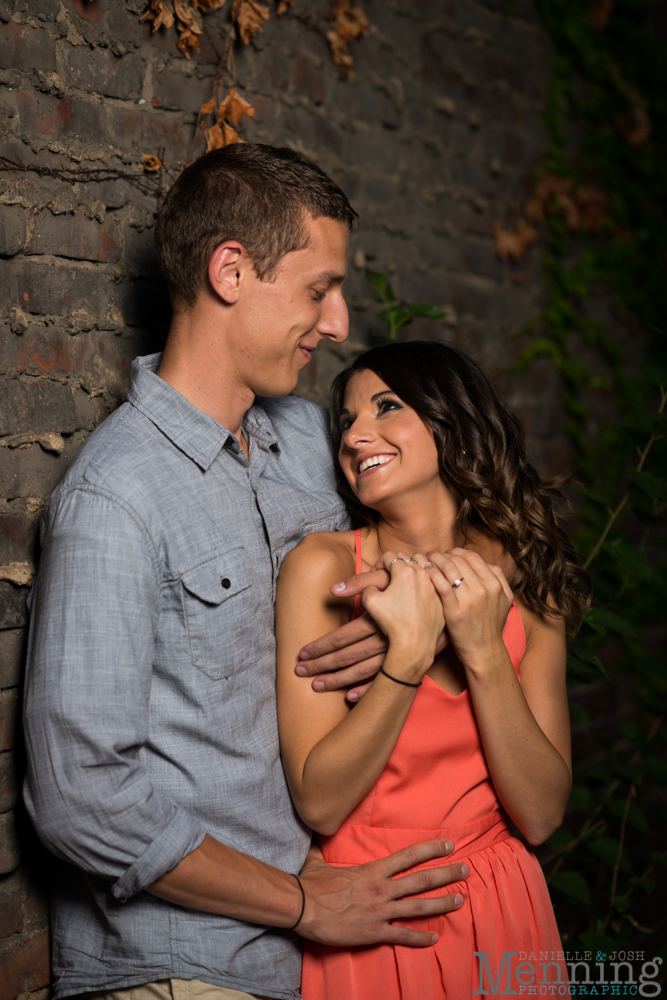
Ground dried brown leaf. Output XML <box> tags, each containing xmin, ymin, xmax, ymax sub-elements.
<box><xmin>493</xmin><ymin>218</ymin><xmax>538</xmax><ymax>262</ymax></box>
<box><xmin>216</xmin><ymin>88</ymin><xmax>255</xmax><ymax>126</ymax></box>
<box><xmin>199</xmin><ymin>97</ymin><xmax>216</xmax><ymax>115</ymax></box>
<box><xmin>616</xmin><ymin>105</ymin><xmax>651</xmax><ymax>147</ymax></box>
<box><xmin>191</xmin><ymin>0</ymin><xmax>227</xmax><ymax>10</ymax></box>
<box><xmin>589</xmin><ymin>0</ymin><xmax>613</xmax><ymax>31</ymax></box>
<box><xmin>173</xmin><ymin>0</ymin><xmax>202</xmax><ymax>58</ymax></box>
<box><xmin>231</xmin><ymin>0</ymin><xmax>270</xmax><ymax>45</ymax></box>
<box><xmin>205</xmin><ymin>121</ymin><xmax>244</xmax><ymax>151</ymax></box>
<box><xmin>276</xmin><ymin>0</ymin><xmax>295</xmax><ymax>13</ymax></box>
<box><xmin>331</xmin><ymin>0</ymin><xmax>369</xmax><ymax>42</ymax></box>
<box><xmin>327</xmin><ymin>0</ymin><xmax>369</xmax><ymax>75</ymax></box>
<box><xmin>142</xmin><ymin>153</ymin><xmax>163</xmax><ymax>172</ymax></box>
<box><xmin>139</xmin><ymin>0</ymin><xmax>175</xmax><ymax>31</ymax></box>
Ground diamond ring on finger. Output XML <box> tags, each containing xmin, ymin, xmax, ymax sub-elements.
<box><xmin>452</xmin><ymin>577</ymin><xmax>464</xmax><ymax>588</ymax></box>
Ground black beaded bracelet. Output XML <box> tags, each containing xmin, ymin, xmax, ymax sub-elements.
<box><xmin>379</xmin><ymin>666</ymin><xmax>422</xmax><ymax>688</ymax></box>
<box><xmin>289</xmin><ymin>873</ymin><xmax>306</xmax><ymax>932</ymax></box>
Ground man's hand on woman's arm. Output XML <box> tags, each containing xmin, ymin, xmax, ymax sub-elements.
<box><xmin>149</xmin><ymin>835</ymin><xmax>468</xmax><ymax>948</ymax></box>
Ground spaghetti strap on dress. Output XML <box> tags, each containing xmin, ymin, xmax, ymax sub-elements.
<box><xmin>301</xmin><ymin>530</ymin><xmax>566</xmax><ymax>999</ymax></box>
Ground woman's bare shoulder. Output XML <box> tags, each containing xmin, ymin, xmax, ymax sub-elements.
<box><xmin>279</xmin><ymin>530</ymin><xmax>357</xmax><ymax>587</ymax></box>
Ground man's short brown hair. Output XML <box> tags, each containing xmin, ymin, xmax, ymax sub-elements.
<box><xmin>154</xmin><ymin>143</ymin><xmax>358</xmax><ymax>309</ymax></box>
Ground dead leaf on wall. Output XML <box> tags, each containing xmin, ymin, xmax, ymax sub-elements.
<box><xmin>616</xmin><ymin>105</ymin><xmax>651</xmax><ymax>147</ymax></box>
<box><xmin>276</xmin><ymin>0</ymin><xmax>295</xmax><ymax>13</ymax></box>
<box><xmin>493</xmin><ymin>219</ymin><xmax>538</xmax><ymax>262</ymax></box>
<box><xmin>139</xmin><ymin>0</ymin><xmax>175</xmax><ymax>31</ymax></box>
<box><xmin>327</xmin><ymin>0</ymin><xmax>369</xmax><ymax>75</ymax></box>
<box><xmin>205</xmin><ymin>121</ymin><xmax>244</xmax><ymax>151</ymax></box>
<box><xmin>142</xmin><ymin>153</ymin><xmax>163</xmax><ymax>172</ymax></box>
<box><xmin>217</xmin><ymin>87</ymin><xmax>255</xmax><ymax>126</ymax></box>
<box><xmin>173</xmin><ymin>0</ymin><xmax>203</xmax><ymax>57</ymax></box>
<box><xmin>191</xmin><ymin>0</ymin><xmax>228</xmax><ymax>10</ymax></box>
<box><xmin>231</xmin><ymin>0</ymin><xmax>270</xmax><ymax>45</ymax></box>
<box><xmin>199</xmin><ymin>97</ymin><xmax>216</xmax><ymax>115</ymax></box>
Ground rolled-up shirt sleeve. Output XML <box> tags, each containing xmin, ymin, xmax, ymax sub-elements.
<box><xmin>23</xmin><ymin>486</ymin><xmax>206</xmax><ymax>901</ymax></box>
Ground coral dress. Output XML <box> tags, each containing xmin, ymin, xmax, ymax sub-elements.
<box><xmin>301</xmin><ymin>531</ymin><xmax>565</xmax><ymax>999</ymax></box>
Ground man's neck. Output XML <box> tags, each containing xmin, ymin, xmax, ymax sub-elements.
<box><xmin>157</xmin><ymin>310</ymin><xmax>253</xmax><ymax>458</ymax></box>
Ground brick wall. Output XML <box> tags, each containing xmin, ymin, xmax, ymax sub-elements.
<box><xmin>0</xmin><ymin>1</ymin><xmax>564</xmax><ymax>995</ymax></box>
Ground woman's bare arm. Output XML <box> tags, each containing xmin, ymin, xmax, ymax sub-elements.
<box><xmin>426</xmin><ymin>550</ymin><xmax>571</xmax><ymax>845</ymax></box>
<box><xmin>276</xmin><ymin>535</ymin><xmax>443</xmax><ymax>836</ymax></box>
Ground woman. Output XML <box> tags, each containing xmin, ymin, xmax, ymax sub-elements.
<box><xmin>275</xmin><ymin>341</ymin><xmax>589</xmax><ymax>999</ymax></box>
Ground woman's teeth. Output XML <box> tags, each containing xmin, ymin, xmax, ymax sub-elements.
<box><xmin>358</xmin><ymin>455</ymin><xmax>393</xmax><ymax>474</ymax></box>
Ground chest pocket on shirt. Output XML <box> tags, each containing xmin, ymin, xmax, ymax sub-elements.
<box><xmin>181</xmin><ymin>548</ymin><xmax>257</xmax><ymax>681</ymax></box>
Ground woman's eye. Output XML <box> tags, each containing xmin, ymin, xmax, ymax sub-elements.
<box><xmin>377</xmin><ymin>397</ymin><xmax>400</xmax><ymax>415</ymax></box>
<box><xmin>339</xmin><ymin>416</ymin><xmax>353</xmax><ymax>432</ymax></box>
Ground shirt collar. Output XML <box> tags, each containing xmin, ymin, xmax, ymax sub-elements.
<box><xmin>127</xmin><ymin>353</ymin><xmax>280</xmax><ymax>471</ymax></box>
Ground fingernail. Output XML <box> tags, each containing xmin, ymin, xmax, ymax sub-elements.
<box><xmin>430</xmin><ymin>933</ymin><xmax>439</xmax><ymax>944</ymax></box>
<box><xmin>313</xmin><ymin>680</ymin><xmax>325</xmax><ymax>691</ymax></box>
<box><xmin>331</xmin><ymin>582</ymin><xmax>346</xmax><ymax>593</ymax></box>
<box><xmin>347</xmin><ymin>692</ymin><xmax>358</xmax><ymax>703</ymax></box>
<box><xmin>425</xmin><ymin>562</ymin><xmax>433</xmax><ymax>568</ymax></box>
<box><xmin>460</xmin><ymin>864</ymin><xmax>470</xmax><ymax>877</ymax></box>
<box><xmin>444</xmin><ymin>840</ymin><xmax>454</xmax><ymax>854</ymax></box>
<box><xmin>454</xmin><ymin>894</ymin><xmax>464</xmax><ymax>908</ymax></box>
<box><xmin>295</xmin><ymin>665</ymin><xmax>308</xmax><ymax>676</ymax></box>
<box><xmin>298</xmin><ymin>650</ymin><xmax>310</xmax><ymax>660</ymax></box>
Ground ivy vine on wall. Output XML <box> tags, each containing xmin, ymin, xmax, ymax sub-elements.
<box><xmin>503</xmin><ymin>0</ymin><xmax>667</xmax><ymax>957</ymax></box>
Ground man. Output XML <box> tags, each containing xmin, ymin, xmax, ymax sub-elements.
<box><xmin>23</xmin><ymin>145</ymin><xmax>468</xmax><ymax>1000</ymax></box>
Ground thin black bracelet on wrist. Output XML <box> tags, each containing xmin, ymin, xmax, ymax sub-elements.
<box><xmin>379</xmin><ymin>666</ymin><xmax>422</xmax><ymax>688</ymax></box>
<box><xmin>289</xmin><ymin>873</ymin><xmax>306</xmax><ymax>932</ymax></box>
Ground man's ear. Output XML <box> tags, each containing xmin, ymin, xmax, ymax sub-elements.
<box><xmin>208</xmin><ymin>242</ymin><xmax>248</xmax><ymax>304</ymax></box>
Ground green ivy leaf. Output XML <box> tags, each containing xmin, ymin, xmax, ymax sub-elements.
<box><xmin>365</xmin><ymin>269</ymin><xmax>396</xmax><ymax>305</ymax></box>
<box><xmin>406</xmin><ymin>303</ymin><xmax>446</xmax><ymax>320</ymax></box>
<box><xmin>551</xmin><ymin>870</ymin><xmax>591</xmax><ymax>906</ymax></box>
<box><xmin>587</xmin><ymin>835</ymin><xmax>631</xmax><ymax>871</ymax></box>
<box><xmin>602</xmin><ymin>537</ymin><xmax>650</xmax><ymax>578</ymax></box>
<box><xmin>567</xmin><ymin>655</ymin><xmax>606</xmax><ymax>684</ymax></box>
<box><xmin>590</xmin><ymin>607</ymin><xmax>639</xmax><ymax>637</ymax></box>
<box><xmin>583</xmin><ymin>608</ymin><xmax>607</xmax><ymax>635</ymax></box>
<box><xmin>613</xmin><ymin>896</ymin><xmax>632</xmax><ymax>913</ymax></box>
<box><xmin>630</xmin><ymin>469</ymin><xmax>667</xmax><ymax>500</ymax></box>
<box><xmin>569</xmin><ymin>649</ymin><xmax>609</xmax><ymax>679</ymax></box>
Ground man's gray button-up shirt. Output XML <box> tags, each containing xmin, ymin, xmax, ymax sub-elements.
<box><xmin>23</xmin><ymin>353</ymin><xmax>349</xmax><ymax>1000</ymax></box>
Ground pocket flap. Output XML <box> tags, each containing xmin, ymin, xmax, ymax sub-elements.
<box><xmin>181</xmin><ymin>548</ymin><xmax>250</xmax><ymax>605</ymax></box>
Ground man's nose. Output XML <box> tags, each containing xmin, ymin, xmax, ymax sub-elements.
<box><xmin>319</xmin><ymin>290</ymin><xmax>349</xmax><ymax>343</ymax></box>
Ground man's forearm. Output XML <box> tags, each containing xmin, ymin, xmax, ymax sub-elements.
<box><xmin>148</xmin><ymin>833</ymin><xmax>303</xmax><ymax>927</ymax></box>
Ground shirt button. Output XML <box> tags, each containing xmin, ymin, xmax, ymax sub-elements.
<box><xmin>221</xmin><ymin>577</ymin><xmax>231</xmax><ymax>589</ymax></box>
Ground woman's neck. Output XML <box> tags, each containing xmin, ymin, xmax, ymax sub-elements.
<box><xmin>370</xmin><ymin>487</ymin><xmax>464</xmax><ymax>559</ymax></box>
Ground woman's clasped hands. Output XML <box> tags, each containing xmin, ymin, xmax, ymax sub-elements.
<box><xmin>358</xmin><ymin>548</ymin><xmax>514</xmax><ymax>684</ymax></box>
<box><xmin>423</xmin><ymin>549</ymin><xmax>514</xmax><ymax>677</ymax></box>
<box><xmin>359</xmin><ymin>551</ymin><xmax>445</xmax><ymax>685</ymax></box>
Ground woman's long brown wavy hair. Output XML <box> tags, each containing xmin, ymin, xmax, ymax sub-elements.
<box><xmin>330</xmin><ymin>341</ymin><xmax>591</xmax><ymax>632</ymax></box>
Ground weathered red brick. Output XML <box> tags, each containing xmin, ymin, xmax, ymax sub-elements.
<box><xmin>0</xmin><ymin>24</ymin><xmax>56</xmax><ymax>73</ymax></box>
<box><xmin>0</xmin><ymin>753</ymin><xmax>17</xmax><ymax>814</ymax></box>
<box><xmin>27</xmin><ymin>212</ymin><xmax>121</xmax><ymax>265</ymax></box>
<box><xmin>0</xmin><ymin>811</ymin><xmax>20</xmax><ymax>875</ymax></box>
<box><xmin>0</xmin><ymin>871</ymin><xmax>23</xmax><ymax>940</ymax></box>
<box><xmin>0</xmin><ymin>632</ymin><xmax>26</xmax><ymax>692</ymax></box>
<box><xmin>0</xmin><ymin>692</ymin><xmax>19</xmax><ymax>754</ymax></box>
<box><xmin>0</xmin><ymin>928</ymin><xmax>50</xmax><ymax>1000</ymax></box>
